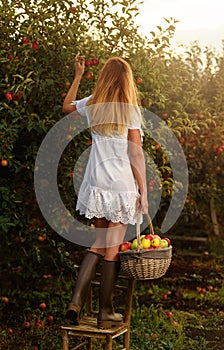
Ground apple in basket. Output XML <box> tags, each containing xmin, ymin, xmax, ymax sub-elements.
<box><xmin>160</xmin><ymin>239</ymin><xmax>169</xmax><ymax>248</ymax></box>
<box><xmin>131</xmin><ymin>239</ymin><xmax>138</xmax><ymax>250</ymax></box>
<box><xmin>151</xmin><ymin>235</ymin><xmax>161</xmax><ymax>247</ymax></box>
<box><xmin>144</xmin><ymin>234</ymin><xmax>154</xmax><ymax>242</ymax></box>
<box><xmin>163</xmin><ymin>237</ymin><xmax>171</xmax><ymax>246</ymax></box>
<box><xmin>119</xmin><ymin>241</ymin><xmax>132</xmax><ymax>252</ymax></box>
<box><xmin>141</xmin><ymin>238</ymin><xmax>151</xmax><ymax>249</ymax></box>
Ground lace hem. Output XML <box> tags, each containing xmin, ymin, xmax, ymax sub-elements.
<box><xmin>76</xmin><ymin>185</ymin><xmax>141</xmax><ymax>225</ymax></box>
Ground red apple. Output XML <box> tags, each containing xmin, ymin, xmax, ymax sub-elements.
<box><xmin>24</xmin><ymin>321</ymin><xmax>30</xmax><ymax>328</ymax></box>
<box><xmin>5</xmin><ymin>91</ymin><xmax>12</xmax><ymax>100</ymax></box>
<box><xmin>12</xmin><ymin>93</ymin><xmax>19</xmax><ymax>101</ymax></box>
<box><xmin>69</xmin><ymin>6</ymin><xmax>76</xmax><ymax>13</ymax></box>
<box><xmin>17</xmin><ymin>91</ymin><xmax>23</xmax><ymax>100</ymax></box>
<box><xmin>85</xmin><ymin>59</ymin><xmax>93</xmax><ymax>67</ymax></box>
<box><xmin>162</xmin><ymin>113</ymin><xmax>169</xmax><ymax>120</ymax></box>
<box><xmin>22</xmin><ymin>36</ymin><xmax>30</xmax><ymax>44</ymax></box>
<box><xmin>144</xmin><ymin>234</ymin><xmax>154</xmax><ymax>241</ymax></box>
<box><xmin>91</xmin><ymin>58</ymin><xmax>99</xmax><ymax>66</ymax></box>
<box><xmin>166</xmin><ymin>311</ymin><xmax>173</xmax><ymax>318</ymax></box>
<box><xmin>47</xmin><ymin>315</ymin><xmax>54</xmax><ymax>322</ymax></box>
<box><xmin>32</xmin><ymin>41</ymin><xmax>39</xmax><ymax>50</ymax></box>
<box><xmin>162</xmin><ymin>294</ymin><xmax>168</xmax><ymax>300</ymax></box>
<box><xmin>85</xmin><ymin>71</ymin><xmax>93</xmax><ymax>80</ymax></box>
<box><xmin>119</xmin><ymin>241</ymin><xmax>131</xmax><ymax>252</ymax></box>
<box><xmin>36</xmin><ymin>320</ymin><xmax>44</xmax><ymax>329</ymax></box>
<box><xmin>217</xmin><ymin>146</ymin><xmax>224</xmax><ymax>154</ymax></box>
<box><xmin>39</xmin><ymin>302</ymin><xmax>47</xmax><ymax>309</ymax></box>
<box><xmin>136</xmin><ymin>77</ymin><xmax>142</xmax><ymax>84</ymax></box>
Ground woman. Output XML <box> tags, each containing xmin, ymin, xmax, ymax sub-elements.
<box><xmin>63</xmin><ymin>54</ymin><xmax>148</xmax><ymax>328</ymax></box>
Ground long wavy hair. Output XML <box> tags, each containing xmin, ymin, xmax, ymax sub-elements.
<box><xmin>86</xmin><ymin>57</ymin><xmax>143</xmax><ymax>136</ymax></box>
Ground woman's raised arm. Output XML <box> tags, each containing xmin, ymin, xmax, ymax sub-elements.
<box><xmin>62</xmin><ymin>53</ymin><xmax>85</xmax><ymax>114</ymax></box>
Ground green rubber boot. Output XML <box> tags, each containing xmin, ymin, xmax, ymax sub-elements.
<box><xmin>65</xmin><ymin>251</ymin><xmax>102</xmax><ymax>325</ymax></box>
<box><xmin>97</xmin><ymin>260</ymin><xmax>123</xmax><ymax>329</ymax></box>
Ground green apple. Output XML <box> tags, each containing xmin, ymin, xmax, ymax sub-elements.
<box><xmin>163</xmin><ymin>237</ymin><xmax>171</xmax><ymax>246</ymax></box>
<box><xmin>160</xmin><ymin>239</ymin><xmax>168</xmax><ymax>248</ymax></box>
<box><xmin>131</xmin><ymin>239</ymin><xmax>138</xmax><ymax>250</ymax></box>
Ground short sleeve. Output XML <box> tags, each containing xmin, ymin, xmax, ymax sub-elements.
<box><xmin>71</xmin><ymin>96</ymin><xmax>91</xmax><ymax>117</ymax></box>
<box><xmin>128</xmin><ymin>106</ymin><xmax>144</xmax><ymax>139</ymax></box>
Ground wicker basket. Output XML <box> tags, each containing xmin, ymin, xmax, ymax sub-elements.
<box><xmin>119</xmin><ymin>213</ymin><xmax>172</xmax><ymax>280</ymax></box>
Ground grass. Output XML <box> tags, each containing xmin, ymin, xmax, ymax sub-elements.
<box><xmin>1</xmin><ymin>248</ymin><xmax>224</xmax><ymax>349</ymax></box>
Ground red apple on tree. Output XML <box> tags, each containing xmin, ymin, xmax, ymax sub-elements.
<box><xmin>85</xmin><ymin>71</ymin><xmax>93</xmax><ymax>80</ymax></box>
<box><xmin>36</xmin><ymin>320</ymin><xmax>44</xmax><ymax>329</ymax></box>
<box><xmin>91</xmin><ymin>58</ymin><xmax>99</xmax><ymax>66</ymax></box>
<box><xmin>22</xmin><ymin>36</ymin><xmax>30</xmax><ymax>44</ymax></box>
<box><xmin>32</xmin><ymin>41</ymin><xmax>39</xmax><ymax>50</ymax></box>
<box><xmin>47</xmin><ymin>315</ymin><xmax>54</xmax><ymax>322</ymax></box>
<box><xmin>136</xmin><ymin>77</ymin><xmax>142</xmax><ymax>84</ymax></box>
<box><xmin>24</xmin><ymin>321</ymin><xmax>30</xmax><ymax>328</ymax></box>
<box><xmin>69</xmin><ymin>6</ymin><xmax>76</xmax><ymax>13</ymax></box>
<box><xmin>39</xmin><ymin>302</ymin><xmax>47</xmax><ymax>309</ymax></box>
<box><xmin>5</xmin><ymin>91</ymin><xmax>12</xmax><ymax>100</ymax></box>
<box><xmin>85</xmin><ymin>59</ymin><xmax>93</xmax><ymax>67</ymax></box>
<box><xmin>162</xmin><ymin>112</ymin><xmax>169</xmax><ymax>120</ymax></box>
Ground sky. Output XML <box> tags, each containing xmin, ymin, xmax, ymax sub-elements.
<box><xmin>137</xmin><ymin>0</ymin><xmax>224</xmax><ymax>52</ymax></box>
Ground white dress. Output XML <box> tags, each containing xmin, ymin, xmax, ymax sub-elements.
<box><xmin>72</xmin><ymin>96</ymin><xmax>143</xmax><ymax>225</ymax></box>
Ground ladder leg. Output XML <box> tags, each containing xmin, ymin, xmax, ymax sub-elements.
<box><xmin>105</xmin><ymin>335</ymin><xmax>112</xmax><ymax>350</ymax></box>
<box><xmin>62</xmin><ymin>330</ymin><xmax>69</xmax><ymax>350</ymax></box>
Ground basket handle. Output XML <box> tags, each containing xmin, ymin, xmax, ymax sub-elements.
<box><xmin>136</xmin><ymin>212</ymin><xmax>154</xmax><ymax>252</ymax></box>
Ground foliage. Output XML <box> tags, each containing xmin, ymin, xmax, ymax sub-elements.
<box><xmin>0</xmin><ymin>0</ymin><xmax>224</xmax><ymax>347</ymax></box>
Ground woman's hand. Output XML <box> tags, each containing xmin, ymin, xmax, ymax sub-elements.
<box><xmin>74</xmin><ymin>52</ymin><xmax>85</xmax><ymax>78</ymax></box>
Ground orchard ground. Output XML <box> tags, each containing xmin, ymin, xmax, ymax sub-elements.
<box><xmin>1</xmin><ymin>229</ymin><xmax>224</xmax><ymax>350</ymax></box>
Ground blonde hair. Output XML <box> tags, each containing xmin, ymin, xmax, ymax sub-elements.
<box><xmin>86</xmin><ymin>57</ymin><xmax>143</xmax><ymax>136</ymax></box>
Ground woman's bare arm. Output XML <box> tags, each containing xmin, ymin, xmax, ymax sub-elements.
<box><xmin>62</xmin><ymin>53</ymin><xmax>85</xmax><ymax>114</ymax></box>
<box><xmin>128</xmin><ymin>129</ymin><xmax>148</xmax><ymax>214</ymax></box>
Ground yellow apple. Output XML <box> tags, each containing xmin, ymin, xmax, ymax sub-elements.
<box><xmin>141</xmin><ymin>238</ymin><xmax>151</xmax><ymax>249</ymax></box>
<box><xmin>151</xmin><ymin>237</ymin><xmax>161</xmax><ymax>247</ymax></box>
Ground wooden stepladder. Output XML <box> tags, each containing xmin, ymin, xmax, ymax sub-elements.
<box><xmin>61</xmin><ymin>272</ymin><xmax>135</xmax><ymax>350</ymax></box>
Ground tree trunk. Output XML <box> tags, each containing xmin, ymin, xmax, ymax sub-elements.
<box><xmin>210</xmin><ymin>197</ymin><xmax>220</xmax><ymax>236</ymax></box>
